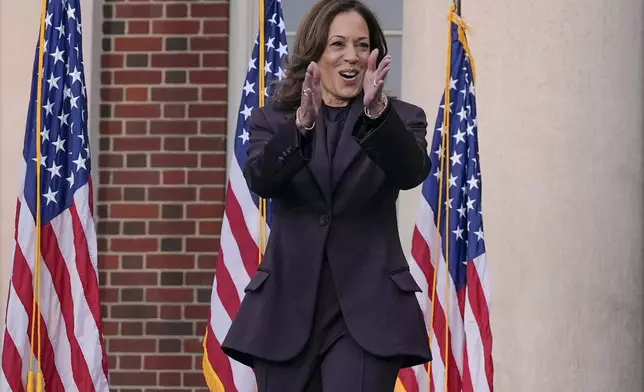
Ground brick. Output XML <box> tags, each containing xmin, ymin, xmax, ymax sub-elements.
<box><xmin>158</xmin><ymin>339</ymin><xmax>182</xmax><ymax>353</ymax></box>
<box><xmin>200</xmin><ymin>154</ymin><xmax>226</xmax><ymax>168</ymax></box>
<box><xmin>100</xmin><ymin>121</ymin><xmax>122</xmax><ymax>135</ymax></box>
<box><xmin>115</xmin><ymin>70</ymin><xmax>162</xmax><ymax>85</ymax></box>
<box><xmin>103</xmin><ymin>21</ymin><xmax>125</xmax><ymax>35</ymax></box>
<box><xmin>145</xmin><ymin>321</ymin><xmax>193</xmax><ymax>336</ymax></box>
<box><xmin>99</xmin><ymin>153</ymin><xmax>124</xmax><ymax>168</ymax></box>
<box><xmin>189</xmin><ymin>70</ymin><xmax>226</xmax><ymax>84</ymax></box>
<box><xmin>111</xmin><ymin>272</ymin><xmax>158</xmax><ymax>286</ymax></box>
<box><xmin>186</xmin><ymin>238</ymin><xmax>218</xmax><ymax>252</ymax></box>
<box><xmin>190</xmin><ymin>36</ymin><xmax>227</xmax><ymax>51</ymax></box>
<box><xmin>119</xmin><ymin>356</ymin><xmax>142</xmax><ymax>370</ymax></box>
<box><xmin>121</xmin><ymin>322</ymin><xmax>143</xmax><ymax>336</ymax></box>
<box><xmin>99</xmin><ymin>255</ymin><xmax>120</xmax><ymax>270</ymax></box>
<box><xmin>150</xmin><ymin>154</ymin><xmax>198</xmax><ymax>168</ymax></box>
<box><xmin>121</xmin><ymin>288</ymin><xmax>143</xmax><ymax>302</ymax></box>
<box><xmin>165</xmin><ymin>38</ymin><xmax>188</xmax><ymax>52</ymax></box>
<box><xmin>199</xmin><ymin>187</ymin><xmax>225</xmax><ymax>201</ymax></box>
<box><xmin>146</xmin><ymin>254</ymin><xmax>194</xmax><ymax>269</ymax></box>
<box><xmin>188</xmin><ymin>136</ymin><xmax>225</xmax><ymax>151</ymax></box>
<box><xmin>113</xmin><ymin>137</ymin><xmax>161</xmax><ymax>151</ymax></box>
<box><xmin>111</xmin><ymin>305</ymin><xmax>158</xmax><ymax>320</ymax></box>
<box><xmin>101</xmin><ymin>287</ymin><xmax>118</xmax><ymax>303</ymax></box>
<box><xmin>200</xmin><ymin>120</ymin><xmax>227</xmax><ymax>135</ymax></box>
<box><xmin>101</xmin><ymin>87</ymin><xmax>124</xmax><ymax>102</ymax></box>
<box><xmin>202</xmin><ymin>87</ymin><xmax>226</xmax><ymax>101</ymax></box>
<box><xmin>197</xmin><ymin>288</ymin><xmax>212</xmax><ymax>303</ymax></box>
<box><xmin>163</xmin><ymin>137</ymin><xmax>185</xmax><ymax>151</ymax></box>
<box><xmin>124</xmin><ymin>187</ymin><xmax>146</xmax><ymax>201</ymax></box>
<box><xmin>126</xmin><ymin>154</ymin><xmax>148</xmax><ymax>168</ymax></box>
<box><xmin>198</xmin><ymin>255</ymin><xmax>217</xmax><ymax>269</ymax></box>
<box><xmin>102</xmin><ymin>54</ymin><xmax>124</xmax><ymax>68</ymax></box>
<box><xmin>110</xmin><ymin>338</ymin><xmax>157</xmax><ymax>353</ymax></box>
<box><xmin>166</xmin><ymin>3</ymin><xmax>188</xmax><ymax>18</ymax></box>
<box><xmin>187</xmin><ymin>204</ymin><xmax>223</xmax><ymax>219</ymax></box>
<box><xmin>122</xmin><ymin>255</ymin><xmax>144</xmax><ymax>270</ymax></box>
<box><xmin>187</xmin><ymin>170</ymin><xmax>226</xmax><ymax>185</ymax></box>
<box><xmin>184</xmin><ymin>305</ymin><xmax>209</xmax><ymax>319</ymax></box>
<box><xmin>126</xmin><ymin>54</ymin><xmax>148</xmax><ymax>68</ymax></box>
<box><xmin>126</xmin><ymin>87</ymin><xmax>149</xmax><ymax>102</ymax></box>
<box><xmin>110</xmin><ymin>204</ymin><xmax>159</xmax><ymax>219</ymax></box>
<box><xmin>202</xmin><ymin>53</ymin><xmax>228</xmax><ymax>67</ymax></box>
<box><xmin>152</xmin><ymin>87</ymin><xmax>199</xmax><ymax>102</ymax></box>
<box><xmin>103</xmin><ymin>321</ymin><xmax>119</xmax><ymax>336</ymax></box>
<box><xmin>151</xmin><ymin>54</ymin><xmax>200</xmax><ymax>69</ymax></box>
<box><xmin>98</xmin><ymin>221</ymin><xmax>120</xmax><ymax>235</ymax></box>
<box><xmin>123</xmin><ymin>221</ymin><xmax>146</xmax><ymax>235</ymax></box>
<box><xmin>112</xmin><ymin>170</ymin><xmax>160</xmax><ymax>185</ymax></box>
<box><xmin>101</xmin><ymin>71</ymin><xmax>112</xmax><ymax>85</ymax></box>
<box><xmin>148</xmin><ymin>187</ymin><xmax>196</xmax><ymax>201</ymax></box>
<box><xmin>152</xmin><ymin>20</ymin><xmax>200</xmax><ymax>35</ymax></box>
<box><xmin>144</xmin><ymin>355</ymin><xmax>192</xmax><ymax>370</ymax></box>
<box><xmin>191</xmin><ymin>3</ymin><xmax>228</xmax><ymax>18</ymax></box>
<box><xmin>150</xmin><ymin>120</ymin><xmax>197</xmax><ymax>135</ymax></box>
<box><xmin>100</xmin><ymin>105</ymin><xmax>112</xmax><ymax>118</ymax></box>
<box><xmin>189</xmin><ymin>104</ymin><xmax>227</xmax><ymax>118</ymax></box>
<box><xmin>199</xmin><ymin>220</ymin><xmax>222</xmax><ymax>235</ymax></box>
<box><xmin>162</xmin><ymin>171</ymin><xmax>185</xmax><ymax>185</ymax></box>
<box><xmin>161</xmin><ymin>205</ymin><xmax>184</xmax><ymax>219</ymax></box>
<box><xmin>158</xmin><ymin>269</ymin><xmax>185</xmax><ymax>288</ymax></box>
<box><xmin>160</xmin><ymin>238</ymin><xmax>183</xmax><ymax>252</ymax></box>
<box><xmin>115</xmin><ymin>104</ymin><xmax>161</xmax><ymax>119</ymax></box>
<box><xmin>159</xmin><ymin>372</ymin><xmax>181</xmax><ymax>387</ymax></box>
<box><xmin>183</xmin><ymin>339</ymin><xmax>203</xmax><ymax>354</ymax></box>
<box><xmin>165</xmin><ymin>70</ymin><xmax>187</xmax><ymax>84</ymax></box>
<box><xmin>128</xmin><ymin>21</ymin><xmax>149</xmax><ymax>35</ymax></box>
<box><xmin>115</xmin><ymin>4</ymin><xmax>163</xmax><ymax>19</ymax></box>
<box><xmin>115</xmin><ymin>37</ymin><xmax>163</xmax><ymax>52</ymax></box>
<box><xmin>109</xmin><ymin>371</ymin><xmax>157</xmax><ymax>386</ymax></box>
<box><xmin>150</xmin><ymin>220</ymin><xmax>195</xmax><ymax>235</ymax></box>
<box><xmin>203</xmin><ymin>20</ymin><xmax>229</xmax><ymax>35</ymax></box>
<box><xmin>163</xmin><ymin>105</ymin><xmax>185</xmax><ymax>118</ymax></box>
<box><xmin>126</xmin><ymin>121</ymin><xmax>148</xmax><ymax>135</ymax></box>
<box><xmin>111</xmin><ymin>238</ymin><xmax>159</xmax><ymax>252</ymax></box>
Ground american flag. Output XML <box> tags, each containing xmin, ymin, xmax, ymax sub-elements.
<box><xmin>202</xmin><ymin>0</ymin><xmax>288</xmax><ymax>390</ymax></box>
<box><xmin>0</xmin><ymin>0</ymin><xmax>109</xmax><ymax>391</ymax></box>
<box><xmin>397</xmin><ymin>11</ymin><xmax>494</xmax><ymax>392</ymax></box>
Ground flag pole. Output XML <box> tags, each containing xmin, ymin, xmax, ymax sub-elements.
<box><xmin>257</xmin><ymin>0</ymin><xmax>268</xmax><ymax>262</ymax></box>
<box><xmin>455</xmin><ymin>0</ymin><xmax>462</xmax><ymax>15</ymax></box>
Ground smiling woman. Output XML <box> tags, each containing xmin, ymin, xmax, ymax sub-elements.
<box><xmin>220</xmin><ymin>0</ymin><xmax>432</xmax><ymax>390</ymax></box>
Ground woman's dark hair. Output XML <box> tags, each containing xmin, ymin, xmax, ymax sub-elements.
<box><xmin>271</xmin><ymin>0</ymin><xmax>388</xmax><ymax>111</ymax></box>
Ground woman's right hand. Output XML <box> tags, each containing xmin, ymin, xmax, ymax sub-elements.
<box><xmin>296</xmin><ymin>62</ymin><xmax>322</xmax><ymax>134</ymax></box>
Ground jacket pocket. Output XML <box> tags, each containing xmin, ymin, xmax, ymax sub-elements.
<box><xmin>244</xmin><ymin>269</ymin><xmax>271</xmax><ymax>293</ymax></box>
<box><xmin>389</xmin><ymin>268</ymin><xmax>422</xmax><ymax>293</ymax></box>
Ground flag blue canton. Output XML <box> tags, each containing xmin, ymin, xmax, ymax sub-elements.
<box><xmin>423</xmin><ymin>21</ymin><xmax>486</xmax><ymax>289</ymax></box>
<box><xmin>233</xmin><ymin>0</ymin><xmax>288</xmax><ymax>222</ymax></box>
<box><xmin>23</xmin><ymin>0</ymin><xmax>90</xmax><ymax>226</ymax></box>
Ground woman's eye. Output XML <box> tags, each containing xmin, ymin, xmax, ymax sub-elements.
<box><xmin>331</xmin><ymin>41</ymin><xmax>344</xmax><ymax>47</ymax></box>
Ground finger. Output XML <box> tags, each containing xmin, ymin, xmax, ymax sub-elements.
<box><xmin>376</xmin><ymin>65</ymin><xmax>390</xmax><ymax>83</ymax></box>
<box><xmin>376</xmin><ymin>55</ymin><xmax>391</xmax><ymax>74</ymax></box>
<box><xmin>368</xmin><ymin>49</ymin><xmax>378</xmax><ymax>71</ymax></box>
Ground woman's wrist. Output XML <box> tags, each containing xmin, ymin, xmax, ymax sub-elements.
<box><xmin>365</xmin><ymin>93</ymin><xmax>388</xmax><ymax>119</ymax></box>
<box><xmin>296</xmin><ymin>106</ymin><xmax>315</xmax><ymax>133</ymax></box>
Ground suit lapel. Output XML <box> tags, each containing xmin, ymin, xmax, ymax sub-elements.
<box><xmin>331</xmin><ymin>98</ymin><xmax>363</xmax><ymax>192</ymax></box>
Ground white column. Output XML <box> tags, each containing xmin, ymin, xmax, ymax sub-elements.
<box><xmin>399</xmin><ymin>0</ymin><xmax>644</xmax><ymax>390</ymax></box>
<box><xmin>0</xmin><ymin>0</ymin><xmax>99</xmax><ymax>328</ymax></box>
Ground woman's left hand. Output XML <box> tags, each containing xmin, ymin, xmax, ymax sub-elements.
<box><xmin>363</xmin><ymin>48</ymin><xmax>391</xmax><ymax>114</ymax></box>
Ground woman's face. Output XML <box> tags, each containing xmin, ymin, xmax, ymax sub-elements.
<box><xmin>318</xmin><ymin>11</ymin><xmax>371</xmax><ymax>107</ymax></box>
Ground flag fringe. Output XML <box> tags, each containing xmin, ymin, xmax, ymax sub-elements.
<box><xmin>202</xmin><ymin>331</ymin><xmax>226</xmax><ymax>392</ymax></box>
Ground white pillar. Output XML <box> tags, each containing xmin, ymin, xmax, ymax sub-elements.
<box><xmin>399</xmin><ymin>0</ymin><xmax>644</xmax><ymax>390</ymax></box>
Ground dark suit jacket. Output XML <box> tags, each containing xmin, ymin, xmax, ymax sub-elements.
<box><xmin>221</xmin><ymin>95</ymin><xmax>433</xmax><ymax>369</ymax></box>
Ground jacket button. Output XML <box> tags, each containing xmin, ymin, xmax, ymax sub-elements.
<box><xmin>319</xmin><ymin>214</ymin><xmax>329</xmax><ymax>226</ymax></box>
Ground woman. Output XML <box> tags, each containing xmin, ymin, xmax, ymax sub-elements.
<box><xmin>222</xmin><ymin>0</ymin><xmax>432</xmax><ymax>390</ymax></box>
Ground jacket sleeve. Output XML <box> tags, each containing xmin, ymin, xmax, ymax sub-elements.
<box><xmin>242</xmin><ymin>108</ymin><xmax>313</xmax><ymax>198</ymax></box>
<box><xmin>352</xmin><ymin>102</ymin><xmax>431</xmax><ymax>190</ymax></box>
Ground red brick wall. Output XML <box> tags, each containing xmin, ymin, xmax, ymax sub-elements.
<box><xmin>98</xmin><ymin>1</ymin><xmax>229</xmax><ymax>390</ymax></box>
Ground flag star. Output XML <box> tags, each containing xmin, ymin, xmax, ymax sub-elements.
<box><xmin>457</xmin><ymin>106</ymin><xmax>467</xmax><ymax>122</ymax></box>
<box><xmin>41</xmin><ymin>127</ymin><xmax>50</xmax><ymax>141</ymax></box>
<box><xmin>47</xmin><ymin>162</ymin><xmax>62</xmax><ymax>178</ymax></box>
<box><xmin>278</xmin><ymin>18</ymin><xmax>286</xmax><ymax>33</ymax></box>
<box><xmin>434</xmin><ymin>146</ymin><xmax>443</xmax><ymax>158</ymax></box>
<box><xmin>69</xmin><ymin>67</ymin><xmax>82</xmax><ymax>85</ymax></box>
<box><xmin>70</xmin><ymin>94</ymin><xmax>80</xmax><ymax>109</ymax></box>
<box><xmin>77</xmin><ymin>132</ymin><xmax>85</xmax><ymax>144</ymax></box>
<box><xmin>52</xmin><ymin>135</ymin><xmax>66</xmax><ymax>152</ymax></box>
<box><xmin>50</xmin><ymin>47</ymin><xmax>65</xmax><ymax>64</ymax></box>
<box><xmin>67</xmin><ymin>171</ymin><xmax>75</xmax><ymax>187</ymax></box>
<box><xmin>47</xmin><ymin>74</ymin><xmax>60</xmax><ymax>91</ymax></box>
<box><xmin>453</xmin><ymin>226</ymin><xmax>464</xmax><ymax>240</ymax></box>
<box><xmin>450</xmin><ymin>151</ymin><xmax>462</xmax><ymax>166</ymax></box>
<box><xmin>460</xmin><ymin>87</ymin><xmax>467</xmax><ymax>96</ymax></box>
<box><xmin>466</xmin><ymin>123</ymin><xmax>475</xmax><ymax>136</ymax></box>
<box><xmin>276</xmin><ymin>42</ymin><xmax>288</xmax><ymax>58</ymax></box>
<box><xmin>64</xmin><ymin>87</ymin><xmax>72</xmax><ymax>99</ymax></box>
<box><xmin>276</xmin><ymin>67</ymin><xmax>286</xmax><ymax>80</ymax></box>
<box><xmin>469</xmin><ymin>81</ymin><xmax>476</xmax><ymax>96</ymax></box>
<box><xmin>42</xmin><ymin>187</ymin><xmax>58</xmax><ymax>205</ymax></box>
<box><xmin>32</xmin><ymin>154</ymin><xmax>48</xmax><ymax>167</ymax></box>
<box><xmin>457</xmin><ymin>205</ymin><xmax>466</xmax><ymax>218</ymax></box>
<box><xmin>265</xmin><ymin>61</ymin><xmax>273</xmax><ymax>74</ymax></box>
<box><xmin>268</xmin><ymin>13</ymin><xmax>277</xmax><ymax>24</ymax></box>
<box><xmin>242</xmin><ymin>80</ymin><xmax>255</xmax><ymax>96</ymax></box>
<box><xmin>449</xmin><ymin>77</ymin><xmax>457</xmax><ymax>90</ymax></box>
<box><xmin>57</xmin><ymin>112</ymin><xmax>70</xmax><ymax>126</ymax></box>
<box><xmin>445</xmin><ymin>198</ymin><xmax>453</xmax><ymax>209</ymax></box>
<box><xmin>238</xmin><ymin>129</ymin><xmax>250</xmax><ymax>144</ymax></box>
<box><xmin>448</xmin><ymin>174</ymin><xmax>458</xmax><ymax>188</ymax></box>
<box><xmin>67</xmin><ymin>6</ymin><xmax>76</xmax><ymax>20</ymax></box>
<box><xmin>240</xmin><ymin>105</ymin><xmax>253</xmax><ymax>120</ymax></box>
<box><xmin>248</xmin><ymin>57</ymin><xmax>257</xmax><ymax>71</ymax></box>
<box><xmin>73</xmin><ymin>154</ymin><xmax>87</xmax><ymax>171</ymax></box>
<box><xmin>453</xmin><ymin>128</ymin><xmax>466</xmax><ymax>144</ymax></box>
<box><xmin>45</xmin><ymin>12</ymin><xmax>53</xmax><ymax>26</ymax></box>
<box><xmin>474</xmin><ymin>228</ymin><xmax>484</xmax><ymax>241</ymax></box>
<box><xmin>433</xmin><ymin>169</ymin><xmax>441</xmax><ymax>180</ymax></box>
<box><xmin>265</xmin><ymin>37</ymin><xmax>275</xmax><ymax>50</ymax></box>
<box><xmin>55</xmin><ymin>23</ymin><xmax>65</xmax><ymax>38</ymax></box>
<box><xmin>466</xmin><ymin>197</ymin><xmax>476</xmax><ymax>211</ymax></box>
<box><xmin>439</xmin><ymin>102</ymin><xmax>453</xmax><ymax>113</ymax></box>
<box><xmin>467</xmin><ymin>175</ymin><xmax>480</xmax><ymax>190</ymax></box>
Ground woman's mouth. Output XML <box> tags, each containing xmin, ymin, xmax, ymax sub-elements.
<box><xmin>339</xmin><ymin>69</ymin><xmax>360</xmax><ymax>81</ymax></box>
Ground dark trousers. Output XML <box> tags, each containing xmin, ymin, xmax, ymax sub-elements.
<box><xmin>254</xmin><ymin>333</ymin><xmax>401</xmax><ymax>392</ymax></box>
<box><xmin>254</xmin><ymin>260</ymin><xmax>402</xmax><ymax>391</ymax></box>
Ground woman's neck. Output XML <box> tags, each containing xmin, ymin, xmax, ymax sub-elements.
<box><xmin>322</xmin><ymin>92</ymin><xmax>350</xmax><ymax>108</ymax></box>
